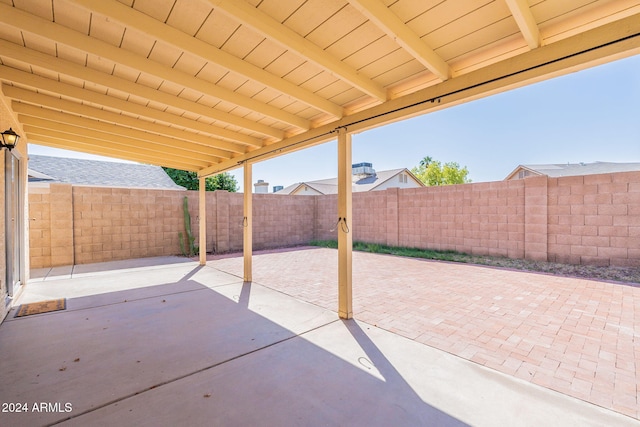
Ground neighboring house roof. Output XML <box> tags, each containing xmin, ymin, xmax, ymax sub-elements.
<box><xmin>277</xmin><ymin>182</ymin><xmax>333</xmax><ymax>195</ymax></box>
<box><xmin>276</xmin><ymin>168</ymin><xmax>423</xmax><ymax>195</ymax></box>
<box><xmin>505</xmin><ymin>162</ymin><xmax>640</xmax><ymax>180</ymax></box>
<box><xmin>28</xmin><ymin>155</ymin><xmax>185</xmax><ymax>190</ymax></box>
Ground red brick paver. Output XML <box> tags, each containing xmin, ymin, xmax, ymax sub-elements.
<box><xmin>209</xmin><ymin>247</ymin><xmax>640</xmax><ymax>420</ymax></box>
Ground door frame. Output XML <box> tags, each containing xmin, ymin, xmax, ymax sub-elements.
<box><xmin>4</xmin><ymin>149</ymin><xmax>25</xmax><ymax>305</ymax></box>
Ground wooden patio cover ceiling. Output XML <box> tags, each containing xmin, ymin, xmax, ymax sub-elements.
<box><xmin>0</xmin><ymin>0</ymin><xmax>639</xmax><ymax>175</ymax></box>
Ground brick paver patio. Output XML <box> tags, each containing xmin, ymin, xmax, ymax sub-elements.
<box><xmin>209</xmin><ymin>247</ymin><xmax>640</xmax><ymax>420</ymax></box>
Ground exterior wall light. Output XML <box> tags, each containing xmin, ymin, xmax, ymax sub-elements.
<box><xmin>1</xmin><ymin>128</ymin><xmax>20</xmax><ymax>150</ymax></box>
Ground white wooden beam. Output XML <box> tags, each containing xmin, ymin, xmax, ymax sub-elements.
<box><xmin>27</xmin><ymin>135</ymin><xmax>202</xmax><ymax>171</ymax></box>
<box><xmin>348</xmin><ymin>0</ymin><xmax>450</xmax><ymax>80</ymax></box>
<box><xmin>0</xmin><ymin>40</ymin><xmax>284</xmax><ymax>140</ymax></box>
<box><xmin>505</xmin><ymin>0</ymin><xmax>541</xmax><ymax>49</ymax></box>
<box><xmin>199</xmin><ymin>14</ymin><xmax>640</xmax><ymax>178</ymax></box>
<box><xmin>13</xmin><ymin>102</ymin><xmax>233</xmax><ymax>161</ymax></box>
<box><xmin>207</xmin><ymin>0</ymin><xmax>387</xmax><ymax>102</ymax></box>
<box><xmin>243</xmin><ymin>162</ymin><xmax>252</xmax><ymax>282</ymax></box>
<box><xmin>0</xmin><ymin>3</ymin><xmax>310</xmax><ymax>130</ymax></box>
<box><xmin>23</xmin><ymin>125</ymin><xmax>213</xmax><ymax>168</ymax></box>
<box><xmin>337</xmin><ymin>127</ymin><xmax>353</xmax><ymax>319</ymax></box>
<box><xmin>69</xmin><ymin>0</ymin><xmax>344</xmax><ymax>119</ymax></box>
<box><xmin>20</xmin><ymin>114</ymin><xmax>226</xmax><ymax>163</ymax></box>
<box><xmin>199</xmin><ymin>177</ymin><xmax>207</xmax><ymax>266</ymax></box>
<box><xmin>0</xmin><ymin>68</ymin><xmax>260</xmax><ymax>150</ymax></box>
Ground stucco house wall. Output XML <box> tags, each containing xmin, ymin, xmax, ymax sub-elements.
<box><xmin>289</xmin><ymin>185</ymin><xmax>325</xmax><ymax>196</ymax></box>
<box><xmin>367</xmin><ymin>171</ymin><xmax>422</xmax><ymax>191</ymax></box>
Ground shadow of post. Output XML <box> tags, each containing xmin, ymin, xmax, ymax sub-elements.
<box><xmin>178</xmin><ymin>265</ymin><xmax>205</xmax><ymax>283</ymax></box>
<box><xmin>237</xmin><ymin>281</ymin><xmax>252</xmax><ymax>308</ymax></box>
<box><xmin>342</xmin><ymin>319</ymin><xmax>470</xmax><ymax>427</ymax></box>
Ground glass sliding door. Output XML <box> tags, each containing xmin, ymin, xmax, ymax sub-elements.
<box><xmin>4</xmin><ymin>151</ymin><xmax>22</xmax><ymax>298</ymax></box>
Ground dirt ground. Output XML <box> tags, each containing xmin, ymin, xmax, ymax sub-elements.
<box><xmin>463</xmin><ymin>255</ymin><xmax>640</xmax><ymax>285</ymax></box>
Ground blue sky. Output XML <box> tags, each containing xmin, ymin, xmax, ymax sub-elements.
<box><xmin>31</xmin><ymin>54</ymin><xmax>640</xmax><ymax>192</ymax></box>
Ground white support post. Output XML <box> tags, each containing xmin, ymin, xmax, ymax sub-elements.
<box><xmin>337</xmin><ymin>127</ymin><xmax>353</xmax><ymax>319</ymax></box>
<box><xmin>243</xmin><ymin>163</ymin><xmax>252</xmax><ymax>282</ymax></box>
<box><xmin>198</xmin><ymin>176</ymin><xmax>206</xmax><ymax>266</ymax></box>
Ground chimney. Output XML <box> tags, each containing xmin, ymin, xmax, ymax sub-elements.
<box><xmin>254</xmin><ymin>179</ymin><xmax>269</xmax><ymax>194</ymax></box>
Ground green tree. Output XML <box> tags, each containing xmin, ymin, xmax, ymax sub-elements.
<box><xmin>163</xmin><ymin>168</ymin><xmax>238</xmax><ymax>192</ymax></box>
<box><xmin>411</xmin><ymin>156</ymin><xmax>471</xmax><ymax>186</ymax></box>
<box><xmin>419</xmin><ymin>156</ymin><xmax>433</xmax><ymax>168</ymax></box>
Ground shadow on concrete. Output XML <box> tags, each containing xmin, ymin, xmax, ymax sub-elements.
<box><xmin>236</xmin><ymin>280</ymin><xmax>252</xmax><ymax>308</ymax></box>
<box><xmin>0</xmin><ymin>275</ymin><xmax>465</xmax><ymax>426</ymax></box>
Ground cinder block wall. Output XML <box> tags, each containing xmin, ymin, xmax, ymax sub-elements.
<box><xmin>72</xmin><ymin>187</ymin><xmax>187</xmax><ymax>264</ymax></box>
<box><xmin>28</xmin><ymin>188</ymin><xmax>51</xmax><ymax>269</ymax></box>
<box><xmin>314</xmin><ymin>194</ymin><xmax>338</xmax><ymax>241</ymax></box>
<box><xmin>29</xmin><ymin>184</ymin><xmax>75</xmax><ymax>268</ymax></box>
<box><xmin>352</xmin><ymin>190</ymin><xmax>390</xmax><ymax>245</ymax></box>
<box><xmin>313</xmin><ymin>172</ymin><xmax>638</xmax><ymax>266</ymax></box>
<box><xmin>314</xmin><ymin>192</ymin><xmax>391</xmax><ymax>243</ymax></box>
<box><xmin>28</xmin><ymin>188</ymin><xmax>318</xmax><ymax>266</ymax></box>
<box><xmin>394</xmin><ymin>180</ymin><xmax>526</xmax><ymax>258</ymax></box>
<box><xmin>547</xmin><ymin>171</ymin><xmax>640</xmax><ymax>267</ymax></box>
<box><xmin>27</xmin><ymin>171</ymin><xmax>640</xmax><ymax>268</ymax></box>
<box><xmin>252</xmin><ymin>193</ymin><xmax>315</xmax><ymax>250</ymax></box>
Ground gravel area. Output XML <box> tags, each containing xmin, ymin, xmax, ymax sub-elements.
<box><xmin>461</xmin><ymin>255</ymin><xmax>640</xmax><ymax>285</ymax></box>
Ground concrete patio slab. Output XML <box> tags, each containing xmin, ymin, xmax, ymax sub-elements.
<box><xmin>16</xmin><ymin>265</ymin><xmax>201</xmax><ymax>306</ymax></box>
<box><xmin>63</xmin><ymin>318</ymin><xmax>639</xmax><ymax>427</ymax></box>
<box><xmin>0</xmin><ymin>261</ymin><xmax>335</xmax><ymax>426</ymax></box>
<box><xmin>29</xmin><ymin>256</ymin><xmax>195</xmax><ymax>282</ymax></box>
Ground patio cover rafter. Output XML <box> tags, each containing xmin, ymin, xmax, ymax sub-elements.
<box><xmin>206</xmin><ymin>0</ymin><xmax>388</xmax><ymax>102</ymax></box>
<box><xmin>2</xmin><ymin>85</ymin><xmax>248</xmax><ymax>155</ymax></box>
<box><xmin>347</xmin><ymin>0</ymin><xmax>450</xmax><ymax>80</ymax></box>
<box><xmin>0</xmin><ymin>68</ymin><xmax>258</xmax><ymax>150</ymax></box>
<box><xmin>0</xmin><ymin>3</ymin><xmax>311</xmax><ymax>131</ymax></box>
<box><xmin>0</xmin><ymin>40</ymin><xmax>284</xmax><ymax>141</ymax></box>
<box><xmin>27</xmin><ymin>134</ymin><xmax>204</xmax><ymax>171</ymax></box>
<box><xmin>505</xmin><ymin>0</ymin><xmax>541</xmax><ymax>49</ymax></box>
<box><xmin>22</xmin><ymin>123</ymin><xmax>219</xmax><ymax>166</ymax></box>
<box><xmin>69</xmin><ymin>0</ymin><xmax>344</xmax><ymax>119</ymax></box>
<box><xmin>15</xmin><ymin>110</ymin><xmax>231</xmax><ymax>162</ymax></box>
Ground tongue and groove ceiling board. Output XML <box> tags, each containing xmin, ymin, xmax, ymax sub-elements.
<box><xmin>0</xmin><ymin>0</ymin><xmax>638</xmax><ymax>174</ymax></box>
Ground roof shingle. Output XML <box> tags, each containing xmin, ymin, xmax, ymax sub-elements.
<box><xmin>28</xmin><ymin>155</ymin><xmax>185</xmax><ymax>190</ymax></box>
<box><xmin>511</xmin><ymin>162</ymin><xmax>640</xmax><ymax>179</ymax></box>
